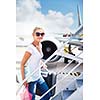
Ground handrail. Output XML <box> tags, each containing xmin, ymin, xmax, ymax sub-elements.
<box><xmin>57</xmin><ymin>51</ymin><xmax>83</xmax><ymax>75</ymax></box>
<box><xmin>39</xmin><ymin>62</ymin><xmax>82</xmax><ymax>99</ymax></box>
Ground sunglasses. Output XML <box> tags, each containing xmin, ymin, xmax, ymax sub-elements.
<box><xmin>35</xmin><ymin>32</ymin><xmax>45</xmax><ymax>37</ymax></box>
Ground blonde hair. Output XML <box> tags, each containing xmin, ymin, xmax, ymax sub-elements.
<box><xmin>32</xmin><ymin>27</ymin><xmax>43</xmax><ymax>34</ymax></box>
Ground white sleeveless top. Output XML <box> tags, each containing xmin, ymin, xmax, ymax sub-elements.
<box><xmin>25</xmin><ymin>43</ymin><xmax>43</xmax><ymax>83</ymax></box>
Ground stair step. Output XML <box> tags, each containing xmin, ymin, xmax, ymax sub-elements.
<box><xmin>62</xmin><ymin>90</ymin><xmax>75</xmax><ymax>100</ymax></box>
<box><xmin>76</xmin><ymin>79</ymin><xmax>83</xmax><ymax>87</ymax></box>
<box><xmin>66</xmin><ymin>86</ymin><xmax>83</xmax><ymax>100</ymax></box>
<box><xmin>51</xmin><ymin>93</ymin><xmax>62</xmax><ymax>100</ymax></box>
<box><xmin>50</xmin><ymin>90</ymin><xmax>75</xmax><ymax>100</ymax></box>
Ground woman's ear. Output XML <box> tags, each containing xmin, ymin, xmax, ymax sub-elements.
<box><xmin>32</xmin><ymin>33</ymin><xmax>34</xmax><ymax>36</ymax></box>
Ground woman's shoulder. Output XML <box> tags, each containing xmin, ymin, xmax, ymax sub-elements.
<box><xmin>26</xmin><ymin>43</ymin><xmax>35</xmax><ymax>52</ymax></box>
<box><xmin>27</xmin><ymin>43</ymin><xmax>35</xmax><ymax>49</ymax></box>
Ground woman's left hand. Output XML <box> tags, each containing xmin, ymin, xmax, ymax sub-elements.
<box><xmin>41</xmin><ymin>64</ymin><xmax>48</xmax><ymax>70</ymax></box>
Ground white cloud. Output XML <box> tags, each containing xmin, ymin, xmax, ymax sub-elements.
<box><xmin>16</xmin><ymin>0</ymin><xmax>74</xmax><ymax>35</ymax></box>
<box><xmin>16</xmin><ymin>0</ymin><xmax>41</xmax><ymax>21</ymax></box>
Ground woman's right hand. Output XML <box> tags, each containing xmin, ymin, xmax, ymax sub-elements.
<box><xmin>23</xmin><ymin>81</ymin><xmax>28</xmax><ymax>87</ymax></box>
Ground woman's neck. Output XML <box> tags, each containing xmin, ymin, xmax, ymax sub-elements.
<box><xmin>32</xmin><ymin>41</ymin><xmax>41</xmax><ymax>52</ymax></box>
<box><xmin>32</xmin><ymin>41</ymin><xmax>39</xmax><ymax>47</ymax></box>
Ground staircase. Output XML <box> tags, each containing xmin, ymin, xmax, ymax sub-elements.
<box><xmin>49</xmin><ymin>74</ymin><xmax>83</xmax><ymax>100</ymax></box>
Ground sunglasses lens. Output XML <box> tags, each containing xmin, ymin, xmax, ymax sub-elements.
<box><xmin>36</xmin><ymin>32</ymin><xmax>40</xmax><ymax>36</ymax></box>
<box><xmin>41</xmin><ymin>33</ymin><xmax>45</xmax><ymax>36</ymax></box>
<box><xmin>36</xmin><ymin>32</ymin><xmax>45</xmax><ymax>36</ymax></box>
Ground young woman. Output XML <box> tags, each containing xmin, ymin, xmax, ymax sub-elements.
<box><xmin>21</xmin><ymin>27</ymin><xmax>51</xmax><ymax>100</ymax></box>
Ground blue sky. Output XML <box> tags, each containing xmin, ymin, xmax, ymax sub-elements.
<box><xmin>38</xmin><ymin>0</ymin><xmax>83</xmax><ymax>29</ymax></box>
<box><xmin>16</xmin><ymin>0</ymin><xmax>83</xmax><ymax>35</ymax></box>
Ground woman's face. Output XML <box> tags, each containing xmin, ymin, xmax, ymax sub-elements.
<box><xmin>33</xmin><ymin>29</ymin><xmax>45</xmax><ymax>42</ymax></box>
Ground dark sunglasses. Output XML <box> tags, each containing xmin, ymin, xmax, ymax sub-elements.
<box><xmin>35</xmin><ymin>32</ymin><xmax>45</xmax><ymax>37</ymax></box>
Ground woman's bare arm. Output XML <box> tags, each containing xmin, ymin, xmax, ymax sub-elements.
<box><xmin>20</xmin><ymin>51</ymin><xmax>31</xmax><ymax>86</ymax></box>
